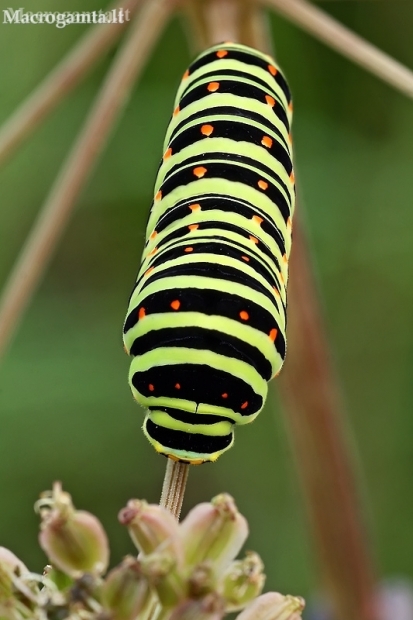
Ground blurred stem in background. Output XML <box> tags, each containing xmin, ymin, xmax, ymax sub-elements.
<box><xmin>0</xmin><ymin>0</ymin><xmax>145</xmax><ymax>167</ymax></box>
<box><xmin>278</xmin><ymin>219</ymin><xmax>378</xmax><ymax>620</ymax></box>
<box><xmin>259</xmin><ymin>0</ymin><xmax>413</xmax><ymax>99</ymax></box>
<box><xmin>0</xmin><ymin>0</ymin><xmax>176</xmax><ymax>360</ymax></box>
<box><xmin>0</xmin><ymin>0</ymin><xmax>412</xmax><ymax>617</ymax></box>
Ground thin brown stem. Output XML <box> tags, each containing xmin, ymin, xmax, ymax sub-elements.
<box><xmin>0</xmin><ymin>0</ymin><xmax>144</xmax><ymax>168</ymax></box>
<box><xmin>150</xmin><ymin>461</ymin><xmax>189</xmax><ymax>619</ymax></box>
<box><xmin>204</xmin><ymin>0</ymin><xmax>241</xmax><ymax>43</ymax></box>
<box><xmin>0</xmin><ymin>0</ymin><xmax>175</xmax><ymax>361</ymax></box>
<box><xmin>245</xmin><ymin>7</ymin><xmax>378</xmax><ymax>615</ymax></box>
<box><xmin>198</xmin><ymin>4</ymin><xmax>379</xmax><ymax>619</ymax></box>
<box><xmin>183</xmin><ymin>0</ymin><xmax>269</xmax><ymax>52</ymax></box>
<box><xmin>258</xmin><ymin>0</ymin><xmax>413</xmax><ymax>99</ymax></box>
<box><xmin>278</xmin><ymin>220</ymin><xmax>378</xmax><ymax>620</ymax></box>
<box><xmin>159</xmin><ymin>460</ymin><xmax>190</xmax><ymax>520</ymax></box>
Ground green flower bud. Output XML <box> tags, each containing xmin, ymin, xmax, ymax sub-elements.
<box><xmin>221</xmin><ymin>551</ymin><xmax>265</xmax><ymax>611</ymax></box>
<box><xmin>0</xmin><ymin>560</ymin><xmax>15</xmax><ymax>602</ymax></box>
<box><xmin>180</xmin><ymin>494</ymin><xmax>248</xmax><ymax>577</ymax></box>
<box><xmin>37</xmin><ymin>483</ymin><xmax>109</xmax><ymax>578</ymax></box>
<box><xmin>0</xmin><ymin>548</ymin><xmax>28</xmax><ymax>577</ymax></box>
<box><xmin>139</xmin><ymin>549</ymin><xmax>185</xmax><ymax>608</ymax></box>
<box><xmin>42</xmin><ymin>565</ymin><xmax>73</xmax><ymax>592</ymax></box>
<box><xmin>118</xmin><ymin>500</ymin><xmax>181</xmax><ymax>557</ymax></box>
<box><xmin>235</xmin><ymin>592</ymin><xmax>305</xmax><ymax>620</ymax></box>
<box><xmin>187</xmin><ymin>562</ymin><xmax>215</xmax><ymax>599</ymax></box>
<box><xmin>168</xmin><ymin>592</ymin><xmax>226</xmax><ymax>620</ymax></box>
<box><xmin>0</xmin><ymin>548</ymin><xmax>38</xmax><ymax>619</ymax></box>
<box><xmin>102</xmin><ymin>556</ymin><xmax>151</xmax><ymax>620</ymax></box>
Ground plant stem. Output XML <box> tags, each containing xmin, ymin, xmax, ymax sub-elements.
<box><xmin>183</xmin><ymin>0</ymin><xmax>270</xmax><ymax>52</ymax></box>
<box><xmin>0</xmin><ymin>0</ymin><xmax>144</xmax><ymax>168</ymax></box>
<box><xmin>148</xmin><ymin>461</ymin><xmax>189</xmax><ymax>620</ymax></box>
<box><xmin>245</xmin><ymin>5</ymin><xmax>379</xmax><ymax>615</ymax></box>
<box><xmin>0</xmin><ymin>0</ymin><xmax>175</xmax><ymax>362</ymax></box>
<box><xmin>199</xmin><ymin>3</ymin><xmax>378</xmax><ymax>618</ymax></box>
<box><xmin>278</xmin><ymin>220</ymin><xmax>378</xmax><ymax>620</ymax></box>
<box><xmin>160</xmin><ymin>460</ymin><xmax>190</xmax><ymax>520</ymax></box>
<box><xmin>258</xmin><ymin>0</ymin><xmax>413</xmax><ymax>99</ymax></box>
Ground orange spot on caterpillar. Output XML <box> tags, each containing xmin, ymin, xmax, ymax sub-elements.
<box><xmin>175</xmin><ymin>383</ymin><xmax>181</xmax><ymax>389</ymax></box>
<box><xmin>149</xmin><ymin>384</ymin><xmax>155</xmax><ymax>392</ymax></box>
<box><xmin>222</xmin><ymin>393</ymin><xmax>228</xmax><ymax>399</ymax></box>
<box><xmin>150</xmin><ymin>230</ymin><xmax>157</xmax><ymax>240</ymax></box>
<box><xmin>138</xmin><ymin>307</ymin><xmax>146</xmax><ymax>320</ymax></box>
<box><xmin>188</xmin><ymin>224</ymin><xmax>199</xmax><ymax>231</ymax></box>
<box><xmin>193</xmin><ymin>166</ymin><xmax>207</xmax><ymax>178</ymax></box>
<box><xmin>171</xmin><ymin>300</ymin><xmax>181</xmax><ymax>310</ymax></box>
<box><xmin>184</xmin><ymin>247</ymin><xmax>194</xmax><ymax>253</ymax></box>
<box><xmin>283</xmin><ymin>254</ymin><xmax>288</xmax><ymax>263</ymax></box>
<box><xmin>287</xmin><ymin>217</ymin><xmax>292</xmax><ymax>229</ymax></box>
<box><xmin>216</xmin><ymin>50</ymin><xmax>228</xmax><ymax>58</ymax></box>
<box><xmin>241</xmin><ymin>255</ymin><xmax>250</xmax><ymax>262</ymax></box>
<box><xmin>189</xmin><ymin>203</ymin><xmax>201</xmax><ymax>211</ymax></box>
<box><xmin>268</xmin><ymin>64</ymin><xmax>277</xmax><ymax>76</ymax></box>
<box><xmin>201</xmin><ymin>124</ymin><xmax>214</xmax><ymax>136</ymax></box>
<box><xmin>241</xmin><ymin>401</ymin><xmax>249</xmax><ymax>410</ymax></box>
<box><xmin>163</xmin><ymin>148</ymin><xmax>172</xmax><ymax>160</ymax></box>
<box><xmin>173</xmin><ymin>106</ymin><xmax>180</xmax><ymax>116</ymax></box>
<box><xmin>288</xmin><ymin>101</ymin><xmax>293</xmax><ymax>112</ymax></box>
<box><xmin>252</xmin><ymin>215</ymin><xmax>263</xmax><ymax>225</ymax></box>
<box><xmin>249</xmin><ymin>236</ymin><xmax>258</xmax><ymax>244</ymax></box>
<box><xmin>182</xmin><ymin>69</ymin><xmax>189</xmax><ymax>80</ymax></box>
<box><xmin>239</xmin><ymin>310</ymin><xmax>249</xmax><ymax>321</ymax></box>
<box><xmin>261</xmin><ymin>135</ymin><xmax>273</xmax><ymax>148</ymax></box>
<box><xmin>265</xmin><ymin>95</ymin><xmax>275</xmax><ymax>107</ymax></box>
<box><xmin>288</xmin><ymin>133</ymin><xmax>293</xmax><ymax>145</ymax></box>
<box><xmin>148</xmin><ymin>246</ymin><xmax>158</xmax><ymax>256</ymax></box>
<box><xmin>207</xmin><ymin>82</ymin><xmax>220</xmax><ymax>92</ymax></box>
<box><xmin>269</xmin><ymin>328</ymin><xmax>278</xmax><ymax>342</ymax></box>
<box><xmin>155</xmin><ymin>190</ymin><xmax>162</xmax><ymax>201</ymax></box>
<box><xmin>258</xmin><ymin>180</ymin><xmax>268</xmax><ymax>190</ymax></box>
<box><xmin>273</xmin><ymin>286</ymin><xmax>280</xmax><ymax>298</ymax></box>
<box><xmin>144</xmin><ymin>267</ymin><xmax>154</xmax><ymax>277</ymax></box>
<box><xmin>290</xmin><ymin>171</ymin><xmax>295</xmax><ymax>183</ymax></box>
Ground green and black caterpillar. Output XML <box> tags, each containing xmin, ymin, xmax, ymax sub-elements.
<box><xmin>123</xmin><ymin>42</ymin><xmax>295</xmax><ymax>464</ymax></box>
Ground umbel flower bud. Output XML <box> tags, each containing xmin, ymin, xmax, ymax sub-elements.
<box><xmin>0</xmin><ymin>548</ymin><xmax>25</xmax><ymax>601</ymax></box>
<box><xmin>168</xmin><ymin>591</ymin><xmax>226</xmax><ymax>620</ymax></box>
<box><xmin>119</xmin><ymin>499</ymin><xmax>187</xmax><ymax>609</ymax></box>
<box><xmin>236</xmin><ymin>592</ymin><xmax>305</xmax><ymax>620</ymax></box>
<box><xmin>118</xmin><ymin>499</ymin><xmax>181</xmax><ymax>556</ymax></box>
<box><xmin>222</xmin><ymin>551</ymin><xmax>265</xmax><ymax>611</ymax></box>
<box><xmin>0</xmin><ymin>547</ymin><xmax>39</xmax><ymax>619</ymax></box>
<box><xmin>179</xmin><ymin>493</ymin><xmax>249</xmax><ymax>578</ymax></box>
<box><xmin>138</xmin><ymin>548</ymin><xmax>186</xmax><ymax>608</ymax></box>
<box><xmin>0</xmin><ymin>548</ymin><xmax>29</xmax><ymax>577</ymax></box>
<box><xmin>102</xmin><ymin>556</ymin><xmax>151</xmax><ymax>620</ymax></box>
<box><xmin>36</xmin><ymin>482</ymin><xmax>109</xmax><ymax>578</ymax></box>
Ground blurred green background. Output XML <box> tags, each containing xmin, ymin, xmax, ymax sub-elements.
<box><xmin>0</xmin><ymin>0</ymin><xmax>412</xmax><ymax>610</ymax></box>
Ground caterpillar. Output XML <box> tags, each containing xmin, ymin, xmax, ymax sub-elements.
<box><xmin>123</xmin><ymin>42</ymin><xmax>295</xmax><ymax>464</ymax></box>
